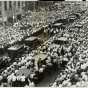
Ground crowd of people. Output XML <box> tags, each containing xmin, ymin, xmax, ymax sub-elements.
<box><xmin>0</xmin><ymin>2</ymin><xmax>88</xmax><ymax>87</ymax></box>
<box><xmin>51</xmin><ymin>8</ymin><xmax>88</xmax><ymax>87</ymax></box>
<box><xmin>0</xmin><ymin>42</ymin><xmax>62</xmax><ymax>87</ymax></box>
<box><xmin>0</xmin><ymin>2</ymin><xmax>85</xmax><ymax>49</ymax></box>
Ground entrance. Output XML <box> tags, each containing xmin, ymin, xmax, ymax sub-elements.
<box><xmin>8</xmin><ymin>17</ymin><xmax>13</xmax><ymax>23</ymax></box>
<box><xmin>17</xmin><ymin>14</ymin><xmax>22</xmax><ymax>20</ymax></box>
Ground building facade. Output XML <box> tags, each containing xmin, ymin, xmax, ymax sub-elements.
<box><xmin>0</xmin><ymin>1</ymin><xmax>25</xmax><ymax>24</ymax></box>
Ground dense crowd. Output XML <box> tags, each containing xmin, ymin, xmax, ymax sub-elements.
<box><xmin>0</xmin><ymin>2</ymin><xmax>85</xmax><ymax>48</ymax></box>
<box><xmin>51</xmin><ymin>10</ymin><xmax>88</xmax><ymax>87</ymax></box>
<box><xmin>0</xmin><ymin>2</ymin><xmax>88</xmax><ymax>87</ymax></box>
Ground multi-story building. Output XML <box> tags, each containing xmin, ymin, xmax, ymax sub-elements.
<box><xmin>0</xmin><ymin>1</ymin><xmax>25</xmax><ymax>24</ymax></box>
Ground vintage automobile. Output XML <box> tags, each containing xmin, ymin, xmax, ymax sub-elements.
<box><xmin>68</xmin><ymin>14</ymin><xmax>78</xmax><ymax>23</ymax></box>
<box><xmin>24</xmin><ymin>36</ymin><xmax>43</xmax><ymax>49</ymax></box>
<box><xmin>12</xmin><ymin>68</ymin><xmax>31</xmax><ymax>87</ymax></box>
<box><xmin>53</xmin><ymin>18</ymin><xmax>69</xmax><ymax>25</ymax></box>
<box><xmin>7</xmin><ymin>44</ymin><xmax>24</xmax><ymax>58</ymax></box>
<box><xmin>52</xmin><ymin>23</ymin><xmax>63</xmax><ymax>29</ymax></box>
<box><xmin>31</xmin><ymin>28</ymin><xmax>44</xmax><ymax>36</ymax></box>
<box><xmin>53</xmin><ymin>37</ymin><xmax>69</xmax><ymax>45</ymax></box>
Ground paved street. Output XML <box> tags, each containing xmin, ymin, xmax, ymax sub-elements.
<box><xmin>36</xmin><ymin>69</ymin><xmax>58</xmax><ymax>87</ymax></box>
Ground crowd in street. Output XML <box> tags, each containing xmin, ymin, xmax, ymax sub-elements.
<box><xmin>52</xmin><ymin>9</ymin><xmax>88</xmax><ymax>87</ymax></box>
<box><xmin>0</xmin><ymin>2</ymin><xmax>88</xmax><ymax>87</ymax></box>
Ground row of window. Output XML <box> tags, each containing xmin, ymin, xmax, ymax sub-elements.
<box><xmin>0</xmin><ymin>1</ymin><xmax>24</xmax><ymax>16</ymax></box>
<box><xmin>4</xmin><ymin>1</ymin><xmax>21</xmax><ymax>11</ymax></box>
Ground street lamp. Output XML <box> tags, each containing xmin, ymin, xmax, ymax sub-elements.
<box><xmin>13</xmin><ymin>15</ymin><xmax>15</xmax><ymax>26</ymax></box>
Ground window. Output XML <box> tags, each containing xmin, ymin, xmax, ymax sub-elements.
<box><xmin>4</xmin><ymin>1</ymin><xmax>7</xmax><ymax>10</ymax></box>
<box><xmin>14</xmin><ymin>1</ymin><xmax>16</xmax><ymax>6</ymax></box>
<box><xmin>22</xmin><ymin>2</ymin><xmax>24</xmax><ymax>6</ymax></box>
<box><xmin>9</xmin><ymin>1</ymin><xmax>12</xmax><ymax>9</ymax></box>
<box><xmin>18</xmin><ymin>1</ymin><xmax>20</xmax><ymax>7</ymax></box>
<box><xmin>0</xmin><ymin>11</ymin><xmax>1</xmax><ymax>15</ymax></box>
<box><xmin>0</xmin><ymin>1</ymin><xmax>1</xmax><ymax>6</ymax></box>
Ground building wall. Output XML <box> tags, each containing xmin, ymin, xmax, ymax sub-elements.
<box><xmin>0</xmin><ymin>2</ymin><xmax>2</xmax><ymax>22</ymax></box>
<box><xmin>0</xmin><ymin>1</ymin><xmax>25</xmax><ymax>23</ymax></box>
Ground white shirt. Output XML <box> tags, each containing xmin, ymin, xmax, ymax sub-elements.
<box><xmin>21</xmin><ymin>76</ymin><xmax>25</xmax><ymax>82</ymax></box>
<box><xmin>12</xmin><ymin>75</ymin><xmax>16</xmax><ymax>82</ymax></box>
<box><xmin>7</xmin><ymin>76</ymin><xmax>12</xmax><ymax>83</ymax></box>
<box><xmin>30</xmin><ymin>74</ymin><xmax>34</xmax><ymax>79</ymax></box>
<box><xmin>17</xmin><ymin>76</ymin><xmax>21</xmax><ymax>81</ymax></box>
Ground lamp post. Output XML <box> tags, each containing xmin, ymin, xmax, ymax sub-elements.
<box><xmin>13</xmin><ymin>15</ymin><xmax>14</xmax><ymax>26</ymax></box>
<box><xmin>12</xmin><ymin>1</ymin><xmax>16</xmax><ymax>26</ymax></box>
